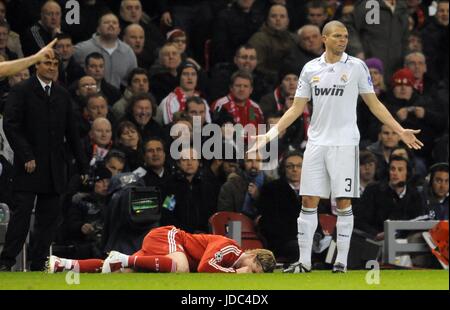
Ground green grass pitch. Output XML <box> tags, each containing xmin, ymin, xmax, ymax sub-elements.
<box><xmin>0</xmin><ymin>270</ymin><xmax>447</xmax><ymax>290</ymax></box>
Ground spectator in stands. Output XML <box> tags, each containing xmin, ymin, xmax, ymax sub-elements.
<box><xmin>161</xmin><ymin>146</ymin><xmax>219</xmax><ymax>233</ymax></box>
<box><xmin>0</xmin><ymin>69</ymin><xmax>30</xmax><ymax>113</ymax></box>
<box><xmin>257</xmin><ymin>0</ymin><xmax>307</xmax><ymax>32</ymax></box>
<box><xmin>354</xmin><ymin>156</ymin><xmax>425</xmax><ymax>240</ymax></box>
<box><xmin>0</xmin><ymin>20</ymin><xmax>16</xmax><ymax>61</ymax></box>
<box><xmin>148</xmin><ymin>43</ymin><xmax>182</xmax><ymax>103</ymax></box>
<box><xmin>284</xmin><ymin>24</ymin><xmax>324</xmax><ymax>71</ymax></box>
<box><xmin>404</xmin><ymin>52</ymin><xmax>437</xmax><ymax>97</ymax></box>
<box><xmin>306</xmin><ymin>0</ymin><xmax>329</xmax><ymax>29</ymax></box>
<box><xmin>0</xmin><ymin>0</ymin><xmax>23</xmax><ymax>57</ymax></box>
<box><xmin>211</xmin><ymin>0</ymin><xmax>264</xmax><ymax>65</ymax></box>
<box><xmin>120</xmin><ymin>0</ymin><xmax>165</xmax><ymax>50</ymax></box>
<box><xmin>248</xmin><ymin>4</ymin><xmax>297</xmax><ymax>81</ymax></box>
<box><xmin>366</xmin><ymin>124</ymin><xmax>401</xmax><ymax>181</ymax></box>
<box><xmin>407</xmin><ymin>30</ymin><xmax>423</xmax><ymax>53</ymax></box>
<box><xmin>21</xmin><ymin>0</ymin><xmax>62</xmax><ymax>57</ymax></box>
<box><xmin>104</xmin><ymin>149</ymin><xmax>126</xmax><ymax>177</ymax></box>
<box><xmin>122</xmin><ymin>93</ymin><xmax>162</xmax><ymax>143</ymax></box>
<box><xmin>186</xmin><ymin>96</ymin><xmax>210</xmax><ymax>128</ymax></box>
<box><xmin>421</xmin><ymin>0</ymin><xmax>449</xmax><ymax>80</ymax></box>
<box><xmin>74</xmin><ymin>12</ymin><xmax>137</xmax><ymax>89</ymax></box>
<box><xmin>209</xmin><ymin>44</ymin><xmax>275</xmax><ymax>102</ymax></box>
<box><xmin>391</xmin><ymin>144</ymin><xmax>428</xmax><ymax>181</ymax></box>
<box><xmin>212</xmin><ymin>70</ymin><xmax>264</xmax><ymax>129</ymax></box>
<box><xmin>158</xmin><ymin>62</ymin><xmax>210</xmax><ymax>125</ymax></box>
<box><xmin>358</xmin><ymin>58</ymin><xmax>387</xmax><ymax>144</ymax></box>
<box><xmin>259</xmin><ymin>66</ymin><xmax>298</xmax><ymax>117</ymax></box>
<box><xmin>257</xmin><ymin>151</ymin><xmax>303</xmax><ymax>262</ymax></box>
<box><xmin>359</xmin><ymin>150</ymin><xmax>378</xmax><ymax>195</ymax></box>
<box><xmin>386</xmin><ymin>68</ymin><xmax>446</xmax><ymax>164</ymax></box>
<box><xmin>166</xmin><ymin>28</ymin><xmax>201</xmax><ymax>70</ymax></box>
<box><xmin>83</xmin><ymin>52</ymin><xmax>121</xmax><ymax>106</ymax></box>
<box><xmin>422</xmin><ymin>162</ymin><xmax>449</xmax><ymax>220</ymax></box>
<box><xmin>66</xmin><ymin>163</ymin><xmax>112</xmax><ymax>258</ymax></box>
<box><xmin>71</xmin><ymin>75</ymin><xmax>98</xmax><ymax>116</ymax></box>
<box><xmin>114</xmin><ymin>120</ymin><xmax>144</xmax><ymax>171</ymax></box>
<box><xmin>345</xmin><ymin>0</ymin><xmax>409</xmax><ymax>80</ymax></box>
<box><xmin>83</xmin><ymin>117</ymin><xmax>113</xmax><ymax>166</ymax></box>
<box><xmin>406</xmin><ymin>0</ymin><xmax>428</xmax><ymax>30</ymax></box>
<box><xmin>112</xmin><ymin>67</ymin><xmax>154</xmax><ymax>120</ymax></box>
<box><xmin>80</xmin><ymin>93</ymin><xmax>116</xmax><ymax>139</ymax></box>
<box><xmin>122</xmin><ymin>24</ymin><xmax>154</xmax><ymax>70</ymax></box>
<box><xmin>142</xmin><ymin>137</ymin><xmax>172</xmax><ymax>187</ymax></box>
<box><xmin>55</xmin><ymin>33</ymin><xmax>84</xmax><ymax>87</ymax></box>
<box><xmin>217</xmin><ymin>150</ymin><xmax>267</xmax><ymax>219</ymax></box>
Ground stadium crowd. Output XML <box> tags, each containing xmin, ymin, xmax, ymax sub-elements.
<box><xmin>0</xmin><ymin>0</ymin><xmax>448</xmax><ymax>271</ymax></box>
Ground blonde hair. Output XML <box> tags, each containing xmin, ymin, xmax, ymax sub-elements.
<box><xmin>246</xmin><ymin>249</ymin><xmax>276</xmax><ymax>273</ymax></box>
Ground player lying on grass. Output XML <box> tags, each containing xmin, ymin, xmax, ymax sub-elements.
<box><xmin>47</xmin><ymin>226</ymin><xmax>276</xmax><ymax>274</ymax></box>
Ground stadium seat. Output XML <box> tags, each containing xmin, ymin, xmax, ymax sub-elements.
<box><xmin>319</xmin><ymin>214</ymin><xmax>337</xmax><ymax>235</ymax></box>
<box><xmin>209</xmin><ymin>211</ymin><xmax>264</xmax><ymax>250</ymax></box>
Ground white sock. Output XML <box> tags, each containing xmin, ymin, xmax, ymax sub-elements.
<box><xmin>120</xmin><ymin>253</ymin><xmax>130</xmax><ymax>268</ymax></box>
<box><xmin>335</xmin><ymin>206</ymin><xmax>354</xmax><ymax>267</ymax></box>
<box><xmin>297</xmin><ymin>207</ymin><xmax>318</xmax><ymax>268</ymax></box>
<box><xmin>64</xmin><ymin>259</ymin><xmax>73</xmax><ymax>270</ymax></box>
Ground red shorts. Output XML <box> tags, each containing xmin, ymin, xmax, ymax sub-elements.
<box><xmin>133</xmin><ymin>226</ymin><xmax>185</xmax><ymax>256</ymax></box>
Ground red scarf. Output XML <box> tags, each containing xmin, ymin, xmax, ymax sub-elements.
<box><xmin>226</xmin><ymin>94</ymin><xmax>258</xmax><ymax>126</ymax></box>
<box><xmin>274</xmin><ymin>87</ymin><xmax>284</xmax><ymax>111</ymax></box>
<box><xmin>174</xmin><ymin>87</ymin><xmax>188</xmax><ymax>112</ymax></box>
<box><xmin>414</xmin><ymin>78</ymin><xmax>424</xmax><ymax>94</ymax></box>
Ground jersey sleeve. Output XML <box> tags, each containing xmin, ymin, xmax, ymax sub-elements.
<box><xmin>357</xmin><ymin>61</ymin><xmax>375</xmax><ymax>94</ymax></box>
<box><xmin>197</xmin><ymin>239</ymin><xmax>243</xmax><ymax>273</ymax></box>
<box><xmin>294</xmin><ymin>67</ymin><xmax>311</xmax><ymax>99</ymax></box>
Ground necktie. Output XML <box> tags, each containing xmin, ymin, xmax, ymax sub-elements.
<box><xmin>45</xmin><ymin>85</ymin><xmax>51</xmax><ymax>97</ymax></box>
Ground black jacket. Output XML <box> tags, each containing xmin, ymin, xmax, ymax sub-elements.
<box><xmin>354</xmin><ymin>181</ymin><xmax>425</xmax><ymax>236</ymax></box>
<box><xmin>257</xmin><ymin>178</ymin><xmax>301</xmax><ymax>247</ymax></box>
<box><xmin>3</xmin><ymin>76</ymin><xmax>88</xmax><ymax>193</ymax></box>
<box><xmin>161</xmin><ymin>170</ymin><xmax>219</xmax><ymax>233</ymax></box>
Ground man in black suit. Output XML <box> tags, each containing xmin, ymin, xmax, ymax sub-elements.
<box><xmin>0</xmin><ymin>52</ymin><xmax>88</xmax><ymax>271</ymax></box>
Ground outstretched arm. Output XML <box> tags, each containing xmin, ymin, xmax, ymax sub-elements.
<box><xmin>361</xmin><ymin>93</ymin><xmax>423</xmax><ymax>150</ymax></box>
<box><xmin>248</xmin><ymin>96</ymin><xmax>308</xmax><ymax>153</ymax></box>
<box><xmin>0</xmin><ymin>39</ymin><xmax>56</xmax><ymax>77</ymax></box>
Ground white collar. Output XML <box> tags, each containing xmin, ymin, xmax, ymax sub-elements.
<box><xmin>319</xmin><ymin>52</ymin><xmax>349</xmax><ymax>65</ymax></box>
<box><xmin>37</xmin><ymin>76</ymin><xmax>52</xmax><ymax>91</ymax></box>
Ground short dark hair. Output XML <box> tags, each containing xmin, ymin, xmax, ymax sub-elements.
<box><xmin>230</xmin><ymin>70</ymin><xmax>254</xmax><ymax>87</ymax></box>
<box><xmin>144</xmin><ymin>136</ymin><xmax>166</xmax><ymax>150</ymax></box>
<box><xmin>360</xmin><ymin>150</ymin><xmax>378</xmax><ymax>166</ymax></box>
<box><xmin>104</xmin><ymin>149</ymin><xmax>127</xmax><ymax>165</ymax></box>
<box><xmin>86</xmin><ymin>92</ymin><xmax>108</xmax><ymax>106</ymax></box>
<box><xmin>85</xmin><ymin>52</ymin><xmax>104</xmax><ymax>67</ymax></box>
<box><xmin>306</xmin><ymin>0</ymin><xmax>327</xmax><ymax>11</ymax></box>
<box><xmin>235</xmin><ymin>44</ymin><xmax>256</xmax><ymax>57</ymax></box>
<box><xmin>55</xmin><ymin>32</ymin><xmax>72</xmax><ymax>42</ymax></box>
<box><xmin>186</xmin><ymin>96</ymin><xmax>205</xmax><ymax>110</ymax></box>
<box><xmin>430</xmin><ymin>162</ymin><xmax>449</xmax><ymax>180</ymax></box>
<box><xmin>126</xmin><ymin>93</ymin><xmax>156</xmax><ymax>117</ymax></box>
<box><xmin>127</xmin><ymin>67</ymin><xmax>149</xmax><ymax>86</ymax></box>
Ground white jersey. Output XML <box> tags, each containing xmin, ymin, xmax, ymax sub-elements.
<box><xmin>294</xmin><ymin>52</ymin><xmax>374</xmax><ymax>146</ymax></box>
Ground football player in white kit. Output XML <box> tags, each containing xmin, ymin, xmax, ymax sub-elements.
<box><xmin>249</xmin><ymin>21</ymin><xmax>423</xmax><ymax>273</ymax></box>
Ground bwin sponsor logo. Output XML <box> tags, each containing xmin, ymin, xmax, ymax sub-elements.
<box><xmin>314</xmin><ymin>85</ymin><xmax>344</xmax><ymax>97</ymax></box>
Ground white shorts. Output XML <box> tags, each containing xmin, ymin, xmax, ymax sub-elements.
<box><xmin>300</xmin><ymin>143</ymin><xmax>360</xmax><ymax>199</ymax></box>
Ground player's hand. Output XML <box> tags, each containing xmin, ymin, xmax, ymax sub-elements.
<box><xmin>24</xmin><ymin>160</ymin><xmax>36</xmax><ymax>173</ymax></box>
<box><xmin>399</xmin><ymin>129</ymin><xmax>423</xmax><ymax>150</ymax></box>
<box><xmin>247</xmin><ymin>134</ymin><xmax>269</xmax><ymax>154</ymax></box>
<box><xmin>34</xmin><ymin>39</ymin><xmax>57</xmax><ymax>62</ymax></box>
<box><xmin>235</xmin><ymin>266</ymin><xmax>252</xmax><ymax>274</ymax></box>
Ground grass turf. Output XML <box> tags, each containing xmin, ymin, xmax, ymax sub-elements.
<box><xmin>0</xmin><ymin>270</ymin><xmax>447</xmax><ymax>290</ymax></box>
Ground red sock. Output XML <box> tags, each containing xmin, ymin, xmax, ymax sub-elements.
<box><xmin>128</xmin><ymin>256</ymin><xmax>176</xmax><ymax>273</ymax></box>
<box><xmin>74</xmin><ymin>259</ymin><xmax>103</xmax><ymax>273</ymax></box>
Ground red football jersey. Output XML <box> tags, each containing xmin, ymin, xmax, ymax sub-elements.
<box><xmin>135</xmin><ymin>226</ymin><xmax>243</xmax><ymax>273</ymax></box>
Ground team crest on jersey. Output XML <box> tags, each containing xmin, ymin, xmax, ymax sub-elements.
<box><xmin>214</xmin><ymin>251</ymin><xmax>223</xmax><ymax>262</ymax></box>
<box><xmin>340</xmin><ymin>74</ymin><xmax>348</xmax><ymax>83</ymax></box>
<box><xmin>311</xmin><ymin>76</ymin><xmax>320</xmax><ymax>83</ymax></box>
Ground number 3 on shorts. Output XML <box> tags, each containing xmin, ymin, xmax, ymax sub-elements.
<box><xmin>345</xmin><ymin>178</ymin><xmax>352</xmax><ymax>192</ymax></box>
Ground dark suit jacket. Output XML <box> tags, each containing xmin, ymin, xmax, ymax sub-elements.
<box><xmin>3</xmin><ymin>76</ymin><xmax>87</xmax><ymax>194</ymax></box>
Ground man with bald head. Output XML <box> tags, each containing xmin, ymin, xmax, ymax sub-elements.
<box><xmin>251</xmin><ymin>21</ymin><xmax>423</xmax><ymax>273</ymax></box>
<box><xmin>284</xmin><ymin>24</ymin><xmax>324</xmax><ymax>71</ymax></box>
<box><xmin>22</xmin><ymin>0</ymin><xmax>62</xmax><ymax>57</ymax></box>
<box><xmin>123</xmin><ymin>24</ymin><xmax>156</xmax><ymax>69</ymax></box>
<box><xmin>86</xmin><ymin>117</ymin><xmax>113</xmax><ymax>165</ymax></box>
